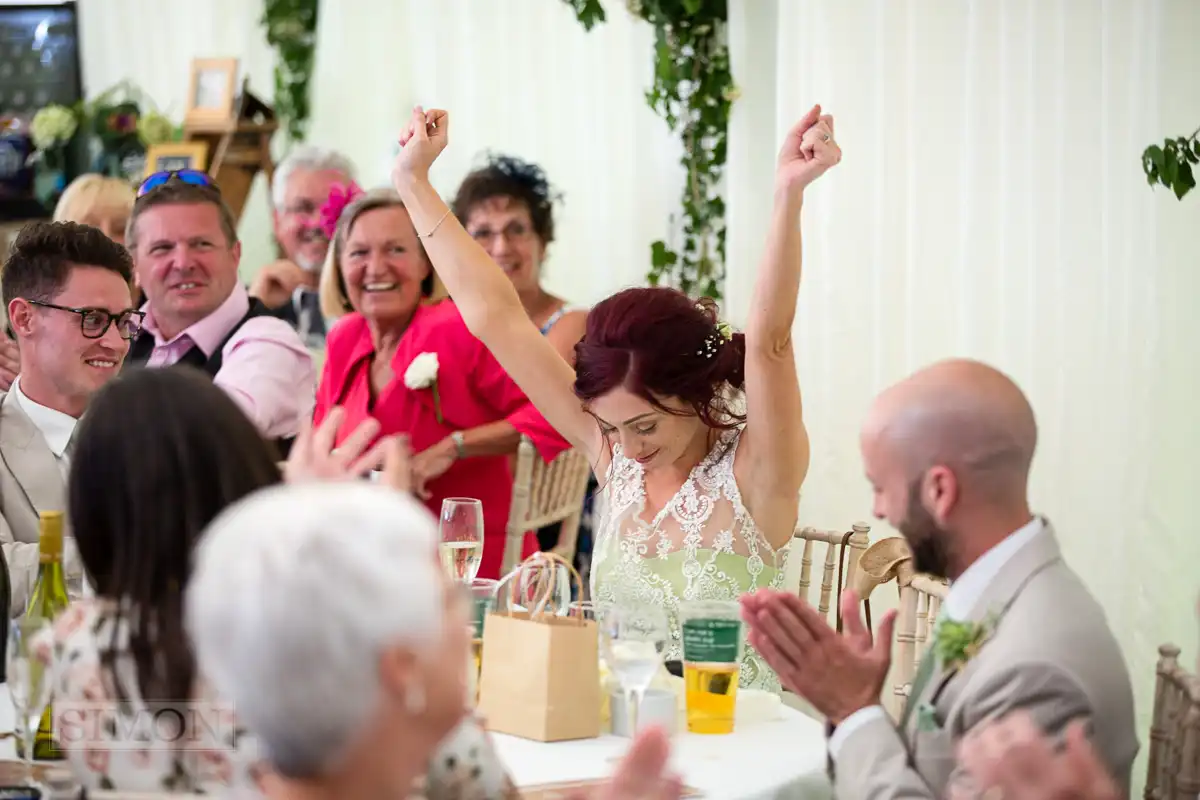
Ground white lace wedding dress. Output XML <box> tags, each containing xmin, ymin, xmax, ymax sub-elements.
<box><xmin>589</xmin><ymin>428</ymin><xmax>791</xmax><ymax>693</ymax></box>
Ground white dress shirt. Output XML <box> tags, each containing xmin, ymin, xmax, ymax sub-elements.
<box><xmin>828</xmin><ymin>516</ymin><xmax>1045</xmax><ymax>759</ymax></box>
<box><xmin>11</xmin><ymin>376</ymin><xmax>78</xmax><ymax>479</ymax></box>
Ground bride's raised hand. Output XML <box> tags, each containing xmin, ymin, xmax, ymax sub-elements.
<box><xmin>392</xmin><ymin>105</ymin><xmax>449</xmax><ymax>189</ymax></box>
<box><xmin>776</xmin><ymin>104</ymin><xmax>841</xmax><ymax>194</ymax></box>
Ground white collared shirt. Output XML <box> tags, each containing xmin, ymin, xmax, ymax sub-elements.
<box><xmin>11</xmin><ymin>376</ymin><xmax>78</xmax><ymax>480</ymax></box>
<box><xmin>828</xmin><ymin>516</ymin><xmax>1044</xmax><ymax>759</ymax></box>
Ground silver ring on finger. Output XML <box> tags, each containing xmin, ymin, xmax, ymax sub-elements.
<box><xmin>822</xmin><ymin>133</ymin><xmax>831</xmax><ymax>142</ymax></box>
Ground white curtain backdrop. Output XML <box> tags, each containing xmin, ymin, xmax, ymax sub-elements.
<box><xmin>726</xmin><ymin>2</ymin><xmax>1200</xmax><ymax>785</ymax></box>
<box><xmin>73</xmin><ymin>0</ymin><xmax>1199</xmax><ymax>788</ymax></box>
<box><xmin>76</xmin><ymin>0</ymin><xmax>277</xmax><ymax>272</ymax></box>
<box><xmin>307</xmin><ymin>0</ymin><xmax>682</xmax><ymax>306</ymax></box>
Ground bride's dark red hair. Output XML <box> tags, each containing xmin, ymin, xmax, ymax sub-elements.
<box><xmin>573</xmin><ymin>287</ymin><xmax>746</xmax><ymax>428</ymax></box>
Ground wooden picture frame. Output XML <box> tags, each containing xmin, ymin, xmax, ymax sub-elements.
<box><xmin>143</xmin><ymin>142</ymin><xmax>209</xmax><ymax>178</ymax></box>
<box><xmin>184</xmin><ymin>58</ymin><xmax>239</xmax><ymax>125</ymax></box>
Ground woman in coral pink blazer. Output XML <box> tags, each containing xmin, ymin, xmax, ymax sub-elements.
<box><xmin>314</xmin><ymin>185</ymin><xmax>567</xmax><ymax>578</ymax></box>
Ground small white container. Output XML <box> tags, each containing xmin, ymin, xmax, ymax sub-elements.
<box><xmin>609</xmin><ymin>688</ymin><xmax>678</xmax><ymax>737</ymax></box>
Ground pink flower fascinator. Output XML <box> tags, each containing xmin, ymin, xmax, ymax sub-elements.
<box><xmin>318</xmin><ymin>180</ymin><xmax>364</xmax><ymax>241</ymax></box>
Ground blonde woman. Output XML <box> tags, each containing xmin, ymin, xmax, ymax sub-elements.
<box><xmin>54</xmin><ymin>173</ymin><xmax>135</xmax><ymax>246</ymax></box>
<box><xmin>54</xmin><ymin>173</ymin><xmax>141</xmax><ymax>306</ymax></box>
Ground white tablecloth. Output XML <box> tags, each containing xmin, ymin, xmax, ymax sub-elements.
<box><xmin>0</xmin><ymin>686</ymin><xmax>832</xmax><ymax>798</ymax></box>
<box><xmin>492</xmin><ymin>707</ymin><xmax>833</xmax><ymax>799</ymax></box>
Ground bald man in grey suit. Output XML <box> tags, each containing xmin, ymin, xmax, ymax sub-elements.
<box><xmin>741</xmin><ymin>359</ymin><xmax>1138</xmax><ymax>799</ymax></box>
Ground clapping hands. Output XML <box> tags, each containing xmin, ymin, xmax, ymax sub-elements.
<box><xmin>953</xmin><ymin>712</ymin><xmax>1120</xmax><ymax>800</ymax></box>
<box><xmin>392</xmin><ymin>105</ymin><xmax>449</xmax><ymax>190</ymax></box>
<box><xmin>568</xmin><ymin>727</ymin><xmax>683</xmax><ymax>800</ymax></box>
<box><xmin>740</xmin><ymin>589</ymin><xmax>896</xmax><ymax>725</ymax></box>
<box><xmin>285</xmin><ymin>407</ymin><xmax>412</xmax><ymax>494</ymax></box>
<box><xmin>776</xmin><ymin>104</ymin><xmax>841</xmax><ymax>194</ymax></box>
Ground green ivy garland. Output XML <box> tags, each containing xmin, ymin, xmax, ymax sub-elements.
<box><xmin>261</xmin><ymin>0</ymin><xmax>320</xmax><ymax>143</ymax></box>
<box><xmin>564</xmin><ymin>0</ymin><xmax>734</xmax><ymax>299</ymax></box>
<box><xmin>1142</xmin><ymin>125</ymin><xmax>1199</xmax><ymax>200</ymax></box>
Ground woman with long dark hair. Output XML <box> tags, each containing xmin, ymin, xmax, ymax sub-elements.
<box><xmin>40</xmin><ymin>366</ymin><xmax>513</xmax><ymax>796</ymax></box>
<box><xmin>389</xmin><ymin>104</ymin><xmax>840</xmax><ymax>693</ymax></box>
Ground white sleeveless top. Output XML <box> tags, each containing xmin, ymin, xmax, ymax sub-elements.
<box><xmin>589</xmin><ymin>428</ymin><xmax>791</xmax><ymax>692</ymax></box>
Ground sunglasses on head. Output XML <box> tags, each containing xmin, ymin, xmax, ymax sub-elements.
<box><xmin>137</xmin><ymin>169</ymin><xmax>217</xmax><ymax>198</ymax></box>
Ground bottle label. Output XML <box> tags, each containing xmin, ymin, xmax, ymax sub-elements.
<box><xmin>682</xmin><ymin>618</ymin><xmax>741</xmax><ymax>664</ymax></box>
<box><xmin>471</xmin><ymin>595</ymin><xmax>489</xmax><ymax>639</ymax></box>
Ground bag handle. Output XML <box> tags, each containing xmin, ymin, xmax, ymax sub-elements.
<box><xmin>834</xmin><ymin>531</ymin><xmax>872</xmax><ymax>635</ymax></box>
<box><xmin>494</xmin><ymin>551</ymin><xmax>587</xmax><ymax>623</ymax></box>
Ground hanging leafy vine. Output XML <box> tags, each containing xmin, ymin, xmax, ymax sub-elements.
<box><xmin>261</xmin><ymin>0</ymin><xmax>320</xmax><ymax>143</ymax></box>
<box><xmin>563</xmin><ymin>0</ymin><xmax>734</xmax><ymax>299</ymax></box>
<box><xmin>1142</xmin><ymin>125</ymin><xmax>1200</xmax><ymax>200</ymax></box>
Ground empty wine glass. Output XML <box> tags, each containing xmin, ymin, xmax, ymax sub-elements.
<box><xmin>8</xmin><ymin>616</ymin><xmax>53</xmax><ymax>786</ymax></box>
<box><xmin>439</xmin><ymin>498</ymin><xmax>484</xmax><ymax>583</ymax></box>
<box><xmin>597</xmin><ymin>604</ymin><xmax>669</xmax><ymax>737</ymax></box>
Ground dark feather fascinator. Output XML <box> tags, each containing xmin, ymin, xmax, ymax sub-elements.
<box><xmin>453</xmin><ymin>152</ymin><xmax>563</xmax><ymax>243</ymax></box>
<box><xmin>481</xmin><ymin>152</ymin><xmax>561</xmax><ymax>207</ymax></box>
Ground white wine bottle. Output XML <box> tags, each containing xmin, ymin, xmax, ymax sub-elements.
<box><xmin>23</xmin><ymin>510</ymin><xmax>70</xmax><ymax>760</ymax></box>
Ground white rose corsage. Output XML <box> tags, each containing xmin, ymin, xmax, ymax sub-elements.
<box><xmin>403</xmin><ymin>352</ymin><xmax>443</xmax><ymax>424</ymax></box>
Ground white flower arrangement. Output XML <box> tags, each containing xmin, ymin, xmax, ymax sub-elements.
<box><xmin>136</xmin><ymin>111</ymin><xmax>175</xmax><ymax>147</ymax></box>
<box><xmin>29</xmin><ymin>105</ymin><xmax>77</xmax><ymax>152</ymax></box>
<box><xmin>404</xmin><ymin>352</ymin><xmax>443</xmax><ymax>423</ymax></box>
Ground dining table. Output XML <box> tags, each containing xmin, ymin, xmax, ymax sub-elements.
<box><xmin>492</xmin><ymin>705</ymin><xmax>834</xmax><ymax>799</ymax></box>
<box><xmin>0</xmin><ymin>685</ymin><xmax>833</xmax><ymax>799</ymax></box>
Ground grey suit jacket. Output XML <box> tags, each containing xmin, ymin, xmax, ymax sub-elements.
<box><xmin>835</xmin><ymin>522</ymin><xmax>1138</xmax><ymax>799</ymax></box>
<box><xmin>0</xmin><ymin>390</ymin><xmax>81</xmax><ymax>613</ymax></box>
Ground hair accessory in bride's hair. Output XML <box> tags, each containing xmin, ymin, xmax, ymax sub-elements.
<box><xmin>318</xmin><ymin>180</ymin><xmax>364</xmax><ymax>241</ymax></box>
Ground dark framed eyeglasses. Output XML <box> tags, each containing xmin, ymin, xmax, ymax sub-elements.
<box><xmin>468</xmin><ymin>222</ymin><xmax>533</xmax><ymax>244</ymax></box>
<box><xmin>137</xmin><ymin>169</ymin><xmax>217</xmax><ymax>198</ymax></box>
<box><xmin>26</xmin><ymin>300</ymin><xmax>145</xmax><ymax>340</ymax></box>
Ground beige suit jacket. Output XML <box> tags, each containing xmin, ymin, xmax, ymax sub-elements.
<box><xmin>0</xmin><ymin>390</ymin><xmax>80</xmax><ymax>613</ymax></box>
<box><xmin>835</xmin><ymin>523</ymin><xmax>1139</xmax><ymax>799</ymax></box>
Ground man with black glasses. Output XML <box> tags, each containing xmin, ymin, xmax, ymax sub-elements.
<box><xmin>0</xmin><ymin>220</ymin><xmax>142</xmax><ymax>610</ymax></box>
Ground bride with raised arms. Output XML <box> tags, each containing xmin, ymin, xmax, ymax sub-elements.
<box><xmin>390</xmin><ymin>104</ymin><xmax>840</xmax><ymax>693</ymax></box>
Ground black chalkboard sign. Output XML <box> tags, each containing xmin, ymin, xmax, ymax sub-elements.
<box><xmin>0</xmin><ymin>3</ymin><xmax>83</xmax><ymax>116</ymax></box>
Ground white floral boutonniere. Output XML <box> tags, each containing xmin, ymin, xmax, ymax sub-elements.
<box><xmin>404</xmin><ymin>352</ymin><xmax>443</xmax><ymax>424</ymax></box>
<box><xmin>933</xmin><ymin>612</ymin><xmax>1000</xmax><ymax>673</ymax></box>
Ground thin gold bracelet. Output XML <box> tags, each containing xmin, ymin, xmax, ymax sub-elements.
<box><xmin>420</xmin><ymin>208</ymin><xmax>452</xmax><ymax>239</ymax></box>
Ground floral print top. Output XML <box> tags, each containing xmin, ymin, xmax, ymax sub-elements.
<box><xmin>44</xmin><ymin>600</ymin><xmax>259</xmax><ymax>794</ymax></box>
<box><xmin>43</xmin><ymin>600</ymin><xmax>519</xmax><ymax>798</ymax></box>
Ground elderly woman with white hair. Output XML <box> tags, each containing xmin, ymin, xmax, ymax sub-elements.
<box><xmin>185</xmin><ymin>481</ymin><xmax>683</xmax><ymax>800</ymax></box>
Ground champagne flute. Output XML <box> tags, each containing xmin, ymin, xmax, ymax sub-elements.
<box><xmin>8</xmin><ymin>616</ymin><xmax>53</xmax><ymax>787</ymax></box>
<box><xmin>439</xmin><ymin>498</ymin><xmax>484</xmax><ymax>583</ymax></box>
<box><xmin>597</xmin><ymin>604</ymin><xmax>669</xmax><ymax>737</ymax></box>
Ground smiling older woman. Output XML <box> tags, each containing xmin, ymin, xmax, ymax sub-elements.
<box><xmin>314</xmin><ymin>188</ymin><xmax>568</xmax><ymax>579</ymax></box>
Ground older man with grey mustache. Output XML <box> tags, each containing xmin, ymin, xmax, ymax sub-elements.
<box><xmin>250</xmin><ymin>145</ymin><xmax>356</xmax><ymax>347</ymax></box>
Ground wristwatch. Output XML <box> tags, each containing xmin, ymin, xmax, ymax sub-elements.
<box><xmin>450</xmin><ymin>431</ymin><xmax>467</xmax><ymax>459</ymax></box>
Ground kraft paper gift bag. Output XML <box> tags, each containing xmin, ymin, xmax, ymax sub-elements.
<box><xmin>477</xmin><ymin>552</ymin><xmax>600</xmax><ymax>742</ymax></box>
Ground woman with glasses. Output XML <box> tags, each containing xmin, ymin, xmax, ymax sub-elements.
<box><xmin>450</xmin><ymin>154</ymin><xmax>587</xmax><ymax>365</ymax></box>
<box><xmin>450</xmin><ymin>155</ymin><xmax>593</xmax><ymax>561</ymax></box>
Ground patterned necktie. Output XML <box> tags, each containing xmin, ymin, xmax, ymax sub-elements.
<box><xmin>898</xmin><ymin>640</ymin><xmax>939</xmax><ymax>730</ymax></box>
<box><xmin>899</xmin><ymin>605</ymin><xmax>950</xmax><ymax>730</ymax></box>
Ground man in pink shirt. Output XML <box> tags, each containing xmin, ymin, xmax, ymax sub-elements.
<box><xmin>124</xmin><ymin>173</ymin><xmax>315</xmax><ymax>453</ymax></box>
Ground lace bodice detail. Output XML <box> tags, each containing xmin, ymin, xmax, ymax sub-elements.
<box><xmin>589</xmin><ymin>428</ymin><xmax>790</xmax><ymax>693</ymax></box>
